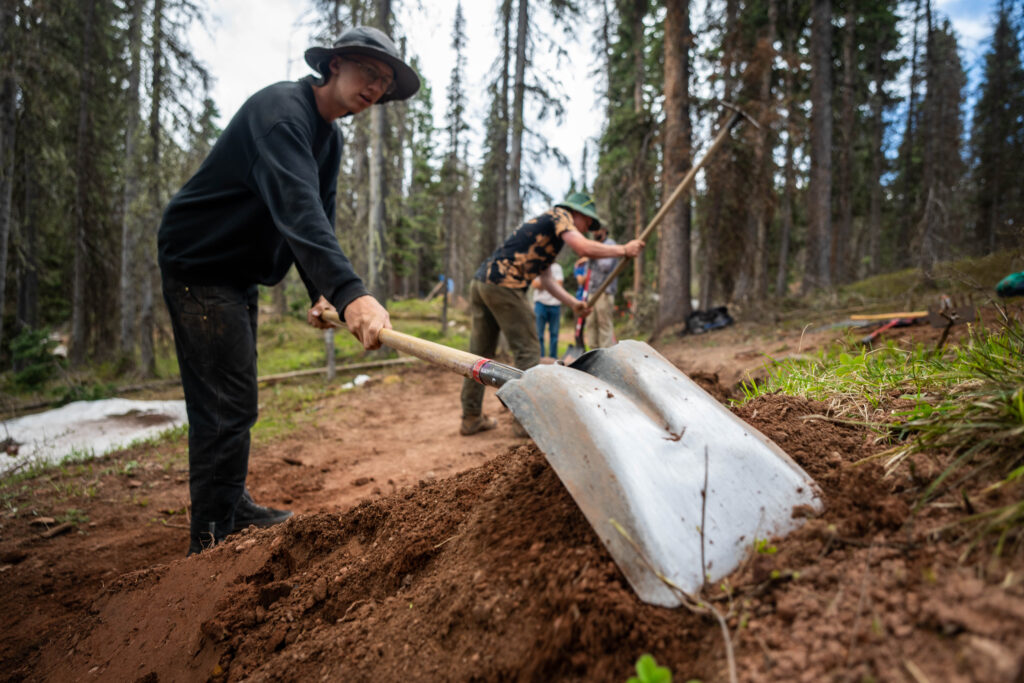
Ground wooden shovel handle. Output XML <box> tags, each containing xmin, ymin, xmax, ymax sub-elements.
<box><xmin>587</xmin><ymin>109</ymin><xmax>743</xmax><ymax>307</ymax></box>
<box><xmin>320</xmin><ymin>309</ymin><xmax>520</xmax><ymax>388</ymax></box>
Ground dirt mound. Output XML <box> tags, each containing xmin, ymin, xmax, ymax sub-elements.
<box><xmin>11</xmin><ymin>350</ymin><xmax>1024</xmax><ymax>683</ymax></box>
<box><xmin>35</xmin><ymin>393</ymin><xmax>1023</xmax><ymax>683</ymax></box>
<box><xmin>41</xmin><ymin>443</ymin><xmax>714</xmax><ymax>682</ymax></box>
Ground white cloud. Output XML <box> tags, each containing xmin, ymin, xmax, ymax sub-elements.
<box><xmin>192</xmin><ymin>0</ymin><xmax>602</xmax><ymax>216</ymax></box>
<box><xmin>190</xmin><ymin>0</ymin><xmax>312</xmax><ymax>124</ymax></box>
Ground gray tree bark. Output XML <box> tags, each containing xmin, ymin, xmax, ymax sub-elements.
<box><xmin>119</xmin><ymin>0</ymin><xmax>145</xmax><ymax>364</ymax></box>
<box><xmin>0</xmin><ymin>0</ymin><xmax>14</xmax><ymax>353</ymax></box>
<box><xmin>496</xmin><ymin>0</ymin><xmax>511</xmax><ymax>244</ymax></box>
<box><xmin>506</xmin><ymin>0</ymin><xmax>527</xmax><ymax>233</ymax></box>
<box><xmin>802</xmin><ymin>0</ymin><xmax>833</xmax><ymax>293</ymax></box>
<box><xmin>867</xmin><ymin>33</ymin><xmax>885</xmax><ymax>275</ymax></box>
<box><xmin>776</xmin><ymin>0</ymin><xmax>797</xmax><ymax>298</ymax></box>
<box><xmin>630</xmin><ymin>0</ymin><xmax>648</xmax><ymax>308</ymax></box>
<box><xmin>656</xmin><ymin>0</ymin><xmax>692</xmax><ymax>331</ymax></box>
<box><xmin>16</xmin><ymin>150</ymin><xmax>39</xmax><ymax>331</ymax></box>
<box><xmin>71</xmin><ymin>0</ymin><xmax>98</xmax><ymax>366</ymax></box>
<box><xmin>140</xmin><ymin>0</ymin><xmax>164</xmax><ymax>376</ymax></box>
<box><xmin>835</xmin><ymin>1</ymin><xmax>855</xmax><ymax>284</ymax></box>
<box><xmin>367</xmin><ymin>0</ymin><xmax>390</xmax><ymax>301</ymax></box>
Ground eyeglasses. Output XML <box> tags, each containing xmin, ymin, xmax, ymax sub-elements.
<box><xmin>345</xmin><ymin>58</ymin><xmax>396</xmax><ymax>96</ymax></box>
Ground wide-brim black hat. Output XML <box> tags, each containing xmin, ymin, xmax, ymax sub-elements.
<box><xmin>304</xmin><ymin>26</ymin><xmax>420</xmax><ymax>104</ymax></box>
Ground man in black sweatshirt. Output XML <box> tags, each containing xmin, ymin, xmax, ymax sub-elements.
<box><xmin>158</xmin><ymin>27</ymin><xmax>419</xmax><ymax>555</ymax></box>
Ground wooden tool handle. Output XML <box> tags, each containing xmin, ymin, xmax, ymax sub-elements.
<box><xmin>587</xmin><ymin>109</ymin><xmax>743</xmax><ymax>307</ymax></box>
<box><xmin>320</xmin><ymin>309</ymin><xmax>520</xmax><ymax>388</ymax></box>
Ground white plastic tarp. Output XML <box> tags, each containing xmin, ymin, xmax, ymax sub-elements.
<box><xmin>1</xmin><ymin>399</ymin><xmax>188</xmax><ymax>476</ymax></box>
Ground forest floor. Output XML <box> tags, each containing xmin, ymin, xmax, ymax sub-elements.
<box><xmin>1</xmin><ymin>306</ymin><xmax>1023</xmax><ymax>682</ymax></box>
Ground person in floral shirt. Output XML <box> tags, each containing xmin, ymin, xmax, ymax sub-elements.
<box><xmin>460</xmin><ymin>192</ymin><xmax>643</xmax><ymax>436</ymax></box>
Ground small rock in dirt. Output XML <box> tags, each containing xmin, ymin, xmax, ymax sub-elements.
<box><xmin>0</xmin><ymin>550</ymin><xmax>27</xmax><ymax>564</ymax></box>
<box><xmin>267</xmin><ymin>625</ymin><xmax>288</xmax><ymax>652</ymax></box>
<box><xmin>962</xmin><ymin>635</ymin><xmax>1023</xmax><ymax>683</ymax></box>
<box><xmin>29</xmin><ymin>517</ymin><xmax>57</xmax><ymax>527</ymax></box>
<box><xmin>351</xmin><ymin>477</ymin><xmax>374</xmax><ymax>487</ymax></box>
<box><xmin>127</xmin><ymin>479</ymin><xmax>143</xmax><ymax>489</ymax></box>
<box><xmin>775</xmin><ymin>594</ymin><xmax>802</xmax><ymax>622</ymax></box>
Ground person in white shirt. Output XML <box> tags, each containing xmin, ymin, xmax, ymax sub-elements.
<box><xmin>531</xmin><ymin>262</ymin><xmax>564</xmax><ymax>358</ymax></box>
<box><xmin>585</xmin><ymin>226</ymin><xmax>619</xmax><ymax>349</ymax></box>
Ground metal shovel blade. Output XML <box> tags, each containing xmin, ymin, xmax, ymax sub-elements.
<box><xmin>497</xmin><ymin>340</ymin><xmax>823</xmax><ymax>608</ymax></box>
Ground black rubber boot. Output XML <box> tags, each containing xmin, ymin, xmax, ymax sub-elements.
<box><xmin>187</xmin><ymin>519</ymin><xmax>227</xmax><ymax>556</ymax></box>
<box><xmin>232</xmin><ymin>490</ymin><xmax>292</xmax><ymax>533</ymax></box>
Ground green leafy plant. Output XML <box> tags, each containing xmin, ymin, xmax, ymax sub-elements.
<box><xmin>10</xmin><ymin>327</ymin><xmax>60</xmax><ymax>390</ymax></box>
<box><xmin>56</xmin><ymin>381</ymin><xmax>116</xmax><ymax>406</ymax></box>
<box><xmin>628</xmin><ymin>654</ymin><xmax>673</xmax><ymax>683</ymax></box>
<box><xmin>57</xmin><ymin>508</ymin><xmax>90</xmax><ymax>526</ymax></box>
<box><xmin>753</xmin><ymin>538</ymin><xmax>778</xmax><ymax>555</ymax></box>
<box><xmin>740</xmin><ymin>314</ymin><xmax>1024</xmax><ymax>555</ymax></box>
<box><xmin>118</xmin><ymin>460</ymin><xmax>141</xmax><ymax>476</ymax></box>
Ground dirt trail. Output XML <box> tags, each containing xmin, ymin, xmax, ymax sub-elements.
<box><xmin>2</xmin><ymin>315</ymin><xmax>1022</xmax><ymax>682</ymax></box>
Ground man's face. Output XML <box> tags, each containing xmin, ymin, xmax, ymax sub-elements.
<box><xmin>570</xmin><ymin>211</ymin><xmax>593</xmax><ymax>233</ymax></box>
<box><xmin>326</xmin><ymin>55</ymin><xmax>395</xmax><ymax>115</ymax></box>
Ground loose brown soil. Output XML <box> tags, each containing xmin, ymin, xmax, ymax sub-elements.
<box><xmin>2</xmin><ymin>309</ymin><xmax>1023</xmax><ymax>682</ymax></box>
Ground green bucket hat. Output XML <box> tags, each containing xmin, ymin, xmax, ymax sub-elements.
<box><xmin>555</xmin><ymin>191</ymin><xmax>602</xmax><ymax>230</ymax></box>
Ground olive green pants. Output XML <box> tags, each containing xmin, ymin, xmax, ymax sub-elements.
<box><xmin>460</xmin><ymin>279</ymin><xmax>540</xmax><ymax>417</ymax></box>
<box><xmin>584</xmin><ymin>294</ymin><xmax>615</xmax><ymax>349</ymax></box>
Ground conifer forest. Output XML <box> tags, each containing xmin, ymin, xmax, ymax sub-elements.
<box><xmin>3</xmin><ymin>2</ymin><xmax>1024</xmax><ymax>681</ymax></box>
<box><xmin>0</xmin><ymin>0</ymin><xmax>1021</xmax><ymax>371</ymax></box>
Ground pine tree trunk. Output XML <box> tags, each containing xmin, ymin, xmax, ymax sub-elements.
<box><xmin>367</xmin><ymin>0</ymin><xmax>390</xmax><ymax>302</ymax></box>
<box><xmin>802</xmin><ymin>0</ymin><xmax>833</xmax><ymax>293</ymax></box>
<box><xmin>752</xmin><ymin>0</ymin><xmax>778</xmax><ymax>303</ymax></box>
<box><xmin>734</xmin><ymin>0</ymin><xmax>777</xmax><ymax>307</ymax></box>
<box><xmin>656</xmin><ymin>0</ymin><xmax>691</xmax><ymax>331</ymax></box>
<box><xmin>777</xmin><ymin>114</ymin><xmax>795</xmax><ymax>297</ymax></box>
<box><xmin>496</xmin><ymin>0</ymin><xmax>511</xmax><ymax>244</ymax></box>
<box><xmin>392</xmin><ymin>37</ymin><xmax>408</xmax><ymax>298</ymax></box>
<box><xmin>71</xmin><ymin>0</ymin><xmax>98</xmax><ymax>366</ymax></box>
<box><xmin>699</xmin><ymin>0</ymin><xmax>737</xmax><ymax>310</ymax></box>
<box><xmin>699</xmin><ymin>192</ymin><xmax>722</xmax><ymax>309</ymax></box>
<box><xmin>630</xmin><ymin>0</ymin><xmax>647</xmax><ymax>307</ymax></box>
<box><xmin>0</xmin><ymin>4</ymin><xmax>13</xmax><ymax>352</ymax></box>
<box><xmin>0</xmin><ymin>73</ymin><xmax>12</xmax><ymax>350</ymax></box>
<box><xmin>776</xmin><ymin>0</ymin><xmax>796</xmax><ymax>298</ymax></box>
<box><xmin>507</xmin><ymin>0</ymin><xmax>527</xmax><ymax>233</ymax></box>
<box><xmin>16</xmin><ymin>149</ymin><xmax>39</xmax><ymax>331</ymax></box>
<box><xmin>119</xmin><ymin>0</ymin><xmax>144</xmax><ymax>365</ymax></box>
<box><xmin>351</xmin><ymin>119</ymin><xmax>370</xmax><ymax>277</ymax></box>
<box><xmin>867</xmin><ymin>35</ymin><xmax>884</xmax><ymax>275</ymax></box>
<box><xmin>368</xmin><ymin>105</ymin><xmax>386</xmax><ymax>299</ymax></box>
<box><xmin>273</xmin><ymin>282</ymin><xmax>288</xmax><ymax>318</ymax></box>
<box><xmin>898</xmin><ymin>0</ymin><xmax>922</xmax><ymax>268</ymax></box>
<box><xmin>140</xmin><ymin>0</ymin><xmax>164</xmax><ymax>377</ymax></box>
<box><xmin>835</xmin><ymin>1</ymin><xmax>855</xmax><ymax>285</ymax></box>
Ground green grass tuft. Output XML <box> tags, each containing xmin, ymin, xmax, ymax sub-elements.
<box><xmin>741</xmin><ymin>315</ymin><xmax>1024</xmax><ymax>557</ymax></box>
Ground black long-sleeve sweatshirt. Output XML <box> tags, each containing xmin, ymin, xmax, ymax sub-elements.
<box><xmin>158</xmin><ymin>76</ymin><xmax>369</xmax><ymax>318</ymax></box>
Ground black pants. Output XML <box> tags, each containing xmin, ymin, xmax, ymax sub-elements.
<box><xmin>162</xmin><ymin>272</ymin><xmax>259</xmax><ymax>544</ymax></box>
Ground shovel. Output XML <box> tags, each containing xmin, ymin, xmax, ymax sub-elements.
<box><xmin>324</xmin><ymin>311</ymin><xmax>823</xmax><ymax>608</ymax></box>
<box><xmin>563</xmin><ymin>104</ymin><xmax>758</xmax><ymax>365</ymax></box>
